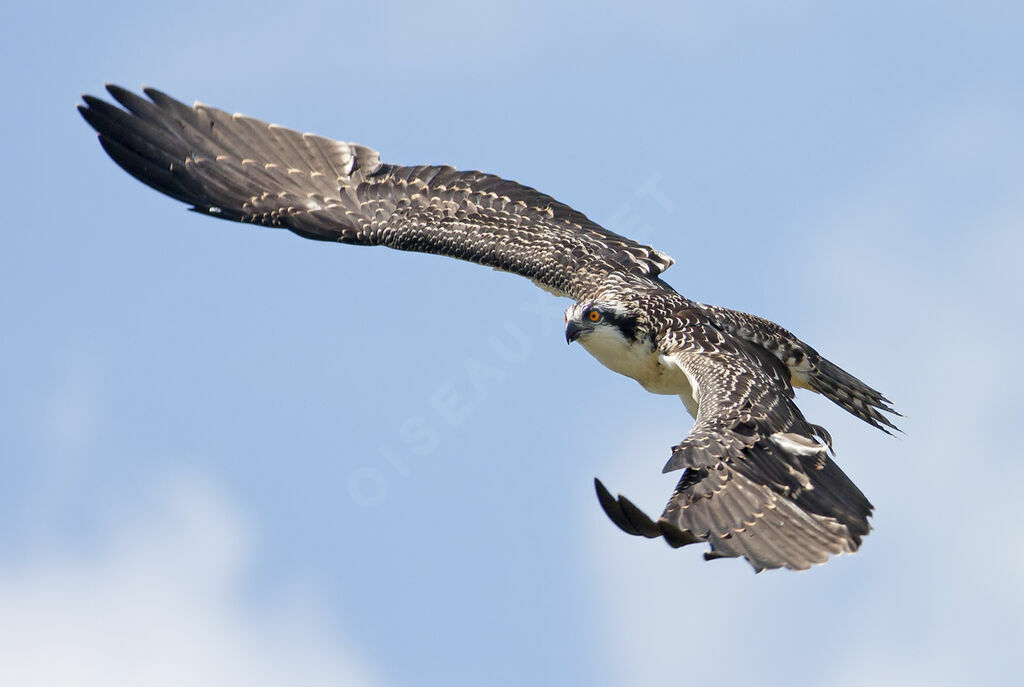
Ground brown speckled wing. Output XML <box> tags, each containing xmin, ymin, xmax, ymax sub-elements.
<box><xmin>596</xmin><ymin>311</ymin><xmax>874</xmax><ymax>572</ymax></box>
<box><xmin>78</xmin><ymin>85</ymin><xmax>673</xmax><ymax>301</ymax></box>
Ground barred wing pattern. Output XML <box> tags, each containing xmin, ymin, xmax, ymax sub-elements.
<box><xmin>596</xmin><ymin>310</ymin><xmax>873</xmax><ymax>571</ymax></box>
<box><xmin>78</xmin><ymin>85</ymin><xmax>673</xmax><ymax>301</ymax></box>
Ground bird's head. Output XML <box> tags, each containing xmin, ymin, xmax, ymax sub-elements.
<box><xmin>564</xmin><ymin>301</ymin><xmax>641</xmax><ymax>346</ymax></box>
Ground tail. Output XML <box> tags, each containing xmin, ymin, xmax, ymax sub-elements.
<box><xmin>700</xmin><ymin>303</ymin><xmax>901</xmax><ymax>433</ymax></box>
<box><xmin>799</xmin><ymin>353</ymin><xmax>901</xmax><ymax>434</ymax></box>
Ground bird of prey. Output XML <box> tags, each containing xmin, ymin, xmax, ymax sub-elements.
<box><xmin>78</xmin><ymin>85</ymin><xmax>899</xmax><ymax>572</ymax></box>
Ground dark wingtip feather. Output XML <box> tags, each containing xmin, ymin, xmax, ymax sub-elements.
<box><xmin>617</xmin><ymin>495</ymin><xmax>662</xmax><ymax>538</ymax></box>
<box><xmin>594</xmin><ymin>478</ymin><xmax>633</xmax><ymax>534</ymax></box>
<box><xmin>594</xmin><ymin>478</ymin><xmax>662</xmax><ymax>538</ymax></box>
<box><xmin>658</xmin><ymin>521</ymin><xmax>701</xmax><ymax>548</ymax></box>
<box><xmin>75</xmin><ymin>102</ymin><xmax>92</xmax><ymax>127</ymax></box>
<box><xmin>141</xmin><ymin>86</ymin><xmax>180</xmax><ymax>109</ymax></box>
<box><xmin>105</xmin><ymin>83</ymin><xmax>132</xmax><ymax>101</ymax></box>
<box><xmin>79</xmin><ymin>94</ymin><xmax>109</xmax><ymax>113</ymax></box>
<box><xmin>105</xmin><ymin>84</ymin><xmax>155</xmax><ymax>115</ymax></box>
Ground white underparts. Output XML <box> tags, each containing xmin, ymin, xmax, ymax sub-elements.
<box><xmin>578</xmin><ymin>325</ymin><xmax>699</xmax><ymax>418</ymax></box>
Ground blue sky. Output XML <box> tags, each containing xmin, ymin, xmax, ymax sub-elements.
<box><xmin>2</xmin><ymin>1</ymin><xmax>1022</xmax><ymax>684</ymax></box>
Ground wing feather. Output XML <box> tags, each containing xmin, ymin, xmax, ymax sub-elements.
<box><xmin>79</xmin><ymin>85</ymin><xmax>673</xmax><ymax>300</ymax></box>
<box><xmin>597</xmin><ymin>314</ymin><xmax>873</xmax><ymax>572</ymax></box>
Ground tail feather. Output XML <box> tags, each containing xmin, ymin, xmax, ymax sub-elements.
<box><xmin>699</xmin><ymin>303</ymin><xmax>901</xmax><ymax>433</ymax></box>
<box><xmin>804</xmin><ymin>355</ymin><xmax>901</xmax><ymax>434</ymax></box>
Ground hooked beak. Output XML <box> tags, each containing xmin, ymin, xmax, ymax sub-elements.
<box><xmin>565</xmin><ymin>321</ymin><xmax>584</xmax><ymax>345</ymax></box>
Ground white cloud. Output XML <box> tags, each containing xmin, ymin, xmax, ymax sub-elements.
<box><xmin>0</xmin><ymin>474</ymin><xmax>383</xmax><ymax>687</ymax></box>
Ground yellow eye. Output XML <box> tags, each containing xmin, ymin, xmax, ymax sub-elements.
<box><xmin>588</xmin><ymin>310</ymin><xmax>601</xmax><ymax>322</ymax></box>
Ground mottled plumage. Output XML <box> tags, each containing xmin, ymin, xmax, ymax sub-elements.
<box><xmin>79</xmin><ymin>85</ymin><xmax>899</xmax><ymax>572</ymax></box>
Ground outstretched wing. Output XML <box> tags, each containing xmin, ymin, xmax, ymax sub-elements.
<box><xmin>597</xmin><ymin>315</ymin><xmax>873</xmax><ymax>572</ymax></box>
<box><xmin>78</xmin><ymin>85</ymin><xmax>673</xmax><ymax>300</ymax></box>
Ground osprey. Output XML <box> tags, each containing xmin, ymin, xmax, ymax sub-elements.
<box><xmin>78</xmin><ymin>85</ymin><xmax>899</xmax><ymax>572</ymax></box>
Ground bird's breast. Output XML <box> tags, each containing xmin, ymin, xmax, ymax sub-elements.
<box><xmin>579</xmin><ymin>335</ymin><xmax>694</xmax><ymax>399</ymax></box>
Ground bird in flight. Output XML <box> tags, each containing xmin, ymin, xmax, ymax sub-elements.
<box><xmin>79</xmin><ymin>85</ymin><xmax>899</xmax><ymax>572</ymax></box>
